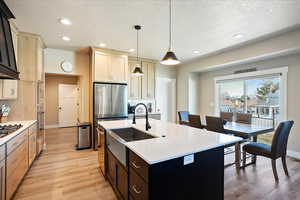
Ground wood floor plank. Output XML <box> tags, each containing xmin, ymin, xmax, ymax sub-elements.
<box><xmin>13</xmin><ymin>127</ymin><xmax>300</xmax><ymax>200</ymax></box>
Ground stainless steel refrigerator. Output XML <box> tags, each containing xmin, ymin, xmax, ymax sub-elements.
<box><xmin>93</xmin><ymin>82</ymin><xmax>128</xmax><ymax>149</ymax></box>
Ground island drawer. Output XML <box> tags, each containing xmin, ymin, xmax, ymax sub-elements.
<box><xmin>129</xmin><ymin>167</ymin><xmax>148</xmax><ymax>200</ymax></box>
<box><xmin>129</xmin><ymin>151</ymin><xmax>149</xmax><ymax>182</ymax></box>
<box><xmin>7</xmin><ymin>129</ymin><xmax>28</xmax><ymax>155</ymax></box>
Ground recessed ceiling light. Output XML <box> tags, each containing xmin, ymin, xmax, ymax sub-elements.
<box><xmin>59</xmin><ymin>18</ymin><xmax>71</xmax><ymax>25</ymax></box>
<box><xmin>193</xmin><ymin>50</ymin><xmax>199</xmax><ymax>54</ymax></box>
<box><xmin>233</xmin><ymin>34</ymin><xmax>243</xmax><ymax>39</ymax></box>
<box><xmin>129</xmin><ymin>49</ymin><xmax>135</xmax><ymax>52</ymax></box>
<box><xmin>99</xmin><ymin>43</ymin><xmax>106</xmax><ymax>47</ymax></box>
<box><xmin>61</xmin><ymin>36</ymin><xmax>70</xmax><ymax>41</ymax></box>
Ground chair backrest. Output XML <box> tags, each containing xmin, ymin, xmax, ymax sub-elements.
<box><xmin>178</xmin><ymin>111</ymin><xmax>189</xmax><ymax>122</ymax></box>
<box><xmin>205</xmin><ymin>116</ymin><xmax>226</xmax><ymax>134</ymax></box>
<box><xmin>271</xmin><ymin>120</ymin><xmax>294</xmax><ymax>158</ymax></box>
<box><xmin>188</xmin><ymin>115</ymin><xmax>203</xmax><ymax>129</ymax></box>
<box><xmin>236</xmin><ymin>113</ymin><xmax>252</xmax><ymax>124</ymax></box>
<box><xmin>220</xmin><ymin>112</ymin><xmax>233</xmax><ymax>122</ymax></box>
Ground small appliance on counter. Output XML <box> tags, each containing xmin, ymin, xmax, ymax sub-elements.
<box><xmin>76</xmin><ymin>122</ymin><xmax>91</xmax><ymax>150</ymax></box>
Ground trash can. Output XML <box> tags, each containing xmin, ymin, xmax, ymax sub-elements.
<box><xmin>76</xmin><ymin>122</ymin><xmax>91</xmax><ymax>150</ymax></box>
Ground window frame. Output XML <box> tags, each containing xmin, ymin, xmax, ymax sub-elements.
<box><xmin>214</xmin><ymin>67</ymin><xmax>288</xmax><ymax>121</ymax></box>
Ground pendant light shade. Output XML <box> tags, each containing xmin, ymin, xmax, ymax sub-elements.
<box><xmin>132</xmin><ymin>25</ymin><xmax>144</xmax><ymax>76</ymax></box>
<box><xmin>132</xmin><ymin>63</ymin><xmax>143</xmax><ymax>76</ymax></box>
<box><xmin>161</xmin><ymin>51</ymin><xmax>180</xmax><ymax>65</ymax></box>
<box><xmin>161</xmin><ymin>0</ymin><xmax>180</xmax><ymax>65</ymax></box>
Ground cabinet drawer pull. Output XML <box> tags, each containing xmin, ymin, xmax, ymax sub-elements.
<box><xmin>132</xmin><ymin>185</ymin><xmax>142</xmax><ymax>194</ymax></box>
<box><xmin>131</xmin><ymin>161</ymin><xmax>141</xmax><ymax>169</ymax></box>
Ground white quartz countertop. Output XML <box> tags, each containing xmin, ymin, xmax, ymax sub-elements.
<box><xmin>98</xmin><ymin>119</ymin><xmax>243</xmax><ymax>165</ymax></box>
<box><xmin>0</xmin><ymin>120</ymin><xmax>37</xmax><ymax>146</ymax></box>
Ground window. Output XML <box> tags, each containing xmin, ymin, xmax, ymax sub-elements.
<box><xmin>215</xmin><ymin>67</ymin><xmax>288</xmax><ymax>128</ymax></box>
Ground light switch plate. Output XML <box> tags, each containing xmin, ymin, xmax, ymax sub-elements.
<box><xmin>183</xmin><ymin>154</ymin><xmax>194</xmax><ymax>165</ymax></box>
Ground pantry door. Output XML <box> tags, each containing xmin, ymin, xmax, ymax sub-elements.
<box><xmin>58</xmin><ymin>84</ymin><xmax>79</xmax><ymax>127</ymax></box>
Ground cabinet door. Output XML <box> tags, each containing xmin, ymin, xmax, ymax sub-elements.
<box><xmin>141</xmin><ymin>61</ymin><xmax>155</xmax><ymax>99</ymax></box>
<box><xmin>116</xmin><ymin>163</ymin><xmax>128</xmax><ymax>200</ymax></box>
<box><xmin>128</xmin><ymin>60</ymin><xmax>141</xmax><ymax>99</ymax></box>
<box><xmin>94</xmin><ymin>52</ymin><xmax>111</xmax><ymax>82</ymax></box>
<box><xmin>107</xmin><ymin>150</ymin><xmax>116</xmax><ymax>186</ymax></box>
<box><xmin>7</xmin><ymin>139</ymin><xmax>29</xmax><ymax>200</ymax></box>
<box><xmin>2</xmin><ymin>80</ymin><xmax>18</xmax><ymax>99</ymax></box>
<box><xmin>147</xmin><ymin>62</ymin><xmax>155</xmax><ymax>99</ymax></box>
<box><xmin>0</xmin><ymin>159</ymin><xmax>5</xmax><ymax>200</ymax></box>
<box><xmin>97</xmin><ymin>127</ymin><xmax>105</xmax><ymax>175</ymax></box>
<box><xmin>141</xmin><ymin>62</ymin><xmax>148</xmax><ymax>99</ymax></box>
<box><xmin>29</xmin><ymin>132</ymin><xmax>37</xmax><ymax>166</ymax></box>
<box><xmin>111</xmin><ymin>55</ymin><xmax>127</xmax><ymax>83</ymax></box>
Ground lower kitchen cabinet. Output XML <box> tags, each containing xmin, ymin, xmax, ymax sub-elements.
<box><xmin>105</xmin><ymin>147</ymin><xmax>224</xmax><ymax>200</ymax></box>
<box><xmin>6</xmin><ymin>137</ymin><xmax>29</xmax><ymax>200</ymax></box>
<box><xmin>28</xmin><ymin>131</ymin><xmax>37</xmax><ymax>166</ymax></box>
<box><xmin>116</xmin><ymin>164</ymin><xmax>128</xmax><ymax>200</ymax></box>
<box><xmin>107</xmin><ymin>150</ymin><xmax>116</xmax><ymax>185</ymax></box>
<box><xmin>0</xmin><ymin>159</ymin><xmax>5</xmax><ymax>200</ymax></box>
<box><xmin>107</xmin><ymin>150</ymin><xmax>128</xmax><ymax>200</ymax></box>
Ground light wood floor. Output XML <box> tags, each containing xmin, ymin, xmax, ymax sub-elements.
<box><xmin>13</xmin><ymin>128</ymin><xmax>117</xmax><ymax>200</ymax></box>
<box><xmin>14</xmin><ymin>128</ymin><xmax>300</xmax><ymax>200</ymax></box>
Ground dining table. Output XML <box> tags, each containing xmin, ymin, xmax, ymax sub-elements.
<box><xmin>224</xmin><ymin>121</ymin><xmax>274</xmax><ymax>169</ymax></box>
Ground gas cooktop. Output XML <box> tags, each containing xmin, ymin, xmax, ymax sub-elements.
<box><xmin>0</xmin><ymin>124</ymin><xmax>23</xmax><ymax>138</ymax></box>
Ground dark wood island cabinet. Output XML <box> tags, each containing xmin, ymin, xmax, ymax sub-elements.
<box><xmin>105</xmin><ymin>143</ymin><xmax>224</xmax><ymax>200</ymax></box>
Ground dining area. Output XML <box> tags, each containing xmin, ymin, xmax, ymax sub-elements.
<box><xmin>178</xmin><ymin>111</ymin><xmax>294</xmax><ymax>182</ymax></box>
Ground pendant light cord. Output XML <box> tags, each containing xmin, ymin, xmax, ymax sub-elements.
<box><xmin>169</xmin><ymin>0</ymin><xmax>172</xmax><ymax>51</ymax></box>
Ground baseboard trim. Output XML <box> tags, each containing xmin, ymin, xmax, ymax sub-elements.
<box><xmin>44</xmin><ymin>124</ymin><xmax>59</xmax><ymax>129</ymax></box>
<box><xmin>287</xmin><ymin>150</ymin><xmax>300</xmax><ymax>160</ymax></box>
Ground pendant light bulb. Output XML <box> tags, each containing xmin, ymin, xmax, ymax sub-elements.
<box><xmin>161</xmin><ymin>0</ymin><xmax>180</xmax><ymax>65</ymax></box>
<box><xmin>132</xmin><ymin>25</ymin><xmax>144</xmax><ymax>76</ymax></box>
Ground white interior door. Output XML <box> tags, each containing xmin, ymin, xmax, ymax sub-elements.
<box><xmin>58</xmin><ymin>84</ymin><xmax>78</xmax><ymax>127</ymax></box>
<box><xmin>156</xmin><ymin>78</ymin><xmax>176</xmax><ymax>122</ymax></box>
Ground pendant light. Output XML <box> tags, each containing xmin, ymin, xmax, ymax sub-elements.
<box><xmin>161</xmin><ymin>0</ymin><xmax>180</xmax><ymax>65</ymax></box>
<box><xmin>132</xmin><ymin>25</ymin><xmax>144</xmax><ymax>76</ymax></box>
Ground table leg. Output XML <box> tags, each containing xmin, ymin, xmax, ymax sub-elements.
<box><xmin>235</xmin><ymin>142</ymin><xmax>241</xmax><ymax>172</ymax></box>
<box><xmin>251</xmin><ymin>136</ymin><xmax>257</xmax><ymax>164</ymax></box>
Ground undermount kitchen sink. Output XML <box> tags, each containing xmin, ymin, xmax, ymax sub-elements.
<box><xmin>110</xmin><ymin>127</ymin><xmax>155</xmax><ymax>142</ymax></box>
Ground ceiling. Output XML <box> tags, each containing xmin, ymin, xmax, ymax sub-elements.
<box><xmin>5</xmin><ymin>0</ymin><xmax>300</xmax><ymax>62</ymax></box>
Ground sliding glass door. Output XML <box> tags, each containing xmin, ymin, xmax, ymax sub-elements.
<box><xmin>217</xmin><ymin>75</ymin><xmax>282</xmax><ymax>127</ymax></box>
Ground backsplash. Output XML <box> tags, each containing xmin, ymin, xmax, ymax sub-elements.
<box><xmin>128</xmin><ymin>99</ymin><xmax>157</xmax><ymax>113</ymax></box>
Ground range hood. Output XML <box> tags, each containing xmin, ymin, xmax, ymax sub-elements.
<box><xmin>0</xmin><ymin>1</ymin><xmax>19</xmax><ymax>79</ymax></box>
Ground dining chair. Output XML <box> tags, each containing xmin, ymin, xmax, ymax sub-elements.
<box><xmin>178</xmin><ymin>111</ymin><xmax>189</xmax><ymax>125</ymax></box>
<box><xmin>242</xmin><ymin>120</ymin><xmax>294</xmax><ymax>182</ymax></box>
<box><xmin>205</xmin><ymin>116</ymin><xmax>227</xmax><ymax>134</ymax></box>
<box><xmin>188</xmin><ymin>114</ymin><xmax>205</xmax><ymax>129</ymax></box>
<box><xmin>220</xmin><ymin>112</ymin><xmax>233</xmax><ymax>122</ymax></box>
<box><xmin>236</xmin><ymin>113</ymin><xmax>252</xmax><ymax>124</ymax></box>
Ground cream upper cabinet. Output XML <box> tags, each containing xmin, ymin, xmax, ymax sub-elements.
<box><xmin>128</xmin><ymin>60</ymin><xmax>141</xmax><ymax>99</ymax></box>
<box><xmin>94</xmin><ymin>52</ymin><xmax>111</xmax><ymax>82</ymax></box>
<box><xmin>141</xmin><ymin>61</ymin><xmax>156</xmax><ymax>99</ymax></box>
<box><xmin>2</xmin><ymin>80</ymin><xmax>18</xmax><ymax>99</ymax></box>
<box><xmin>93</xmin><ymin>50</ymin><xmax>128</xmax><ymax>83</ymax></box>
<box><xmin>0</xmin><ymin>80</ymin><xmax>18</xmax><ymax>100</ymax></box>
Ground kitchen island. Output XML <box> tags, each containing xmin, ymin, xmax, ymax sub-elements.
<box><xmin>98</xmin><ymin>119</ymin><xmax>243</xmax><ymax>200</ymax></box>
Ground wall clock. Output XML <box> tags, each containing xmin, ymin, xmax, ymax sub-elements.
<box><xmin>60</xmin><ymin>61</ymin><xmax>73</xmax><ymax>73</ymax></box>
